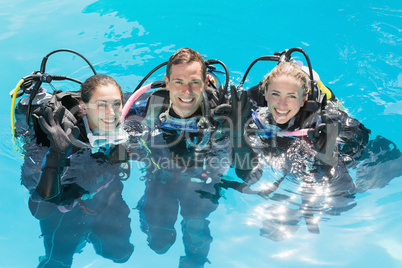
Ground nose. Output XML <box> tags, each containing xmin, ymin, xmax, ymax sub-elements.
<box><xmin>278</xmin><ymin>97</ymin><xmax>287</xmax><ymax>107</ymax></box>
<box><xmin>182</xmin><ymin>83</ymin><xmax>192</xmax><ymax>94</ymax></box>
<box><xmin>105</xmin><ymin>104</ymin><xmax>116</xmax><ymax>115</ymax></box>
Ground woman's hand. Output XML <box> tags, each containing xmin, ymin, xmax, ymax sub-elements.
<box><xmin>39</xmin><ymin>106</ymin><xmax>80</xmax><ymax>160</ymax></box>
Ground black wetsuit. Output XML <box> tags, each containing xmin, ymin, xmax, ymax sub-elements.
<box><xmin>133</xmin><ymin>105</ymin><xmax>231</xmax><ymax>267</ymax></box>
<box><xmin>22</xmin><ymin>118</ymin><xmax>134</xmax><ymax>267</ymax></box>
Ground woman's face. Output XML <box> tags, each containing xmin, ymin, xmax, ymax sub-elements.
<box><xmin>81</xmin><ymin>84</ymin><xmax>122</xmax><ymax>133</ymax></box>
<box><xmin>265</xmin><ymin>75</ymin><xmax>307</xmax><ymax>124</ymax></box>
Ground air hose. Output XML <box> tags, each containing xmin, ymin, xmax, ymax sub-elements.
<box><xmin>10</xmin><ymin>79</ymin><xmax>25</xmax><ymax>135</ymax></box>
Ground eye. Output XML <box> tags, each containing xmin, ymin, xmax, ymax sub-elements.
<box><xmin>289</xmin><ymin>95</ymin><xmax>297</xmax><ymax>99</ymax></box>
<box><xmin>97</xmin><ymin>102</ymin><xmax>107</xmax><ymax>108</ymax></box>
<box><xmin>271</xmin><ymin>92</ymin><xmax>280</xmax><ymax>97</ymax></box>
<box><xmin>174</xmin><ymin>80</ymin><xmax>183</xmax><ymax>85</ymax></box>
<box><xmin>113</xmin><ymin>101</ymin><xmax>122</xmax><ymax>108</ymax></box>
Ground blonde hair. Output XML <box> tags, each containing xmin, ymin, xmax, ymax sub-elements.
<box><xmin>262</xmin><ymin>62</ymin><xmax>310</xmax><ymax>96</ymax></box>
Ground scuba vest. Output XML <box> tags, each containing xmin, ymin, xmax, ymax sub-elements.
<box><xmin>142</xmin><ymin>87</ymin><xmax>223</xmax><ymax>130</ymax></box>
<box><xmin>141</xmin><ymin>87</ymin><xmax>225</xmax><ymax>153</ymax></box>
<box><xmin>134</xmin><ymin>85</ymin><xmax>228</xmax><ymax>180</ymax></box>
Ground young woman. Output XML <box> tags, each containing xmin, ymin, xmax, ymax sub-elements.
<box><xmin>252</xmin><ymin>62</ymin><xmax>369</xmax><ymax>165</ymax></box>
<box><xmin>28</xmin><ymin>75</ymin><xmax>134</xmax><ymax>267</ymax></box>
<box><xmin>244</xmin><ymin>62</ymin><xmax>372</xmax><ymax>239</ymax></box>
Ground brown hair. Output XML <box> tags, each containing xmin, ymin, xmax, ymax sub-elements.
<box><xmin>166</xmin><ymin>48</ymin><xmax>206</xmax><ymax>81</ymax></box>
<box><xmin>262</xmin><ymin>62</ymin><xmax>310</xmax><ymax>96</ymax></box>
<box><xmin>80</xmin><ymin>75</ymin><xmax>123</xmax><ymax>103</ymax></box>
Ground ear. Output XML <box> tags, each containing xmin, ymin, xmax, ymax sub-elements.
<box><xmin>264</xmin><ymin>89</ymin><xmax>269</xmax><ymax>102</ymax></box>
<box><xmin>79</xmin><ymin>100</ymin><xmax>87</xmax><ymax>114</ymax></box>
<box><xmin>164</xmin><ymin>74</ymin><xmax>170</xmax><ymax>91</ymax></box>
<box><xmin>300</xmin><ymin>95</ymin><xmax>308</xmax><ymax>107</ymax></box>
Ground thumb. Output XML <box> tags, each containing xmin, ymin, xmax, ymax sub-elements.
<box><xmin>71</xmin><ymin>126</ymin><xmax>80</xmax><ymax>140</ymax></box>
<box><xmin>66</xmin><ymin>126</ymin><xmax>80</xmax><ymax>142</ymax></box>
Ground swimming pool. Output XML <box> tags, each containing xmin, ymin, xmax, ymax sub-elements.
<box><xmin>1</xmin><ymin>0</ymin><xmax>402</xmax><ymax>267</ymax></box>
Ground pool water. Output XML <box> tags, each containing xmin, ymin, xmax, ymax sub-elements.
<box><xmin>1</xmin><ymin>0</ymin><xmax>402</xmax><ymax>267</ymax></box>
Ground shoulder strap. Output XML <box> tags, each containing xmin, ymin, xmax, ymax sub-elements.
<box><xmin>143</xmin><ymin>89</ymin><xmax>170</xmax><ymax>128</ymax></box>
<box><xmin>247</xmin><ymin>82</ymin><xmax>267</xmax><ymax>108</ymax></box>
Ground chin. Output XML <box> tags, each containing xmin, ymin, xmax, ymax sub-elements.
<box><xmin>101</xmin><ymin>124</ymin><xmax>118</xmax><ymax>133</ymax></box>
<box><xmin>274</xmin><ymin>118</ymin><xmax>290</xmax><ymax>124</ymax></box>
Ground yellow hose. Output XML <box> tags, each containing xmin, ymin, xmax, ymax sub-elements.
<box><xmin>317</xmin><ymin>80</ymin><xmax>332</xmax><ymax>100</ymax></box>
<box><xmin>11</xmin><ymin>79</ymin><xmax>24</xmax><ymax>136</ymax></box>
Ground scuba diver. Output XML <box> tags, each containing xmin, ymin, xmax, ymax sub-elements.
<box><xmin>128</xmin><ymin>47</ymin><xmax>252</xmax><ymax>268</ymax></box>
<box><xmin>12</xmin><ymin>55</ymin><xmax>134</xmax><ymax>267</ymax></box>
<box><xmin>218</xmin><ymin>48</ymin><xmax>374</xmax><ymax>240</ymax></box>
<box><xmin>232</xmin><ymin>47</ymin><xmax>401</xmax><ymax>241</ymax></box>
<box><xmin>255</xmin><ymin>57</ymin><xmax>401</xmax><ymax>240</ymax></box>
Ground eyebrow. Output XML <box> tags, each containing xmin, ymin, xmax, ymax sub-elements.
<box><xmin>270</xmin><ymin>89</ymin><xmax>298</xmax><ymax>95</ymax></box>
<box><xmin>94</xmin><ymin>99</ymin><xmax>121</xmax><ymax>104</ymax></box>
<box><xmin>172</xmin><ymin>78</ymin><xmax>202</xmax><ymax>82</ymax></box>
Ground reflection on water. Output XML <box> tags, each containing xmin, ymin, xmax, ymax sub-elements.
<box><xmin>22</xmin><ymin>142</ymin><xmax>134</xmax><ymax>267</ymax></box>
<box><xmin>133</xmin><ymin>128</ymin><xmax>231</xmax><ymax>267</ymax></box>
<box><xmin>237</xmin><ymin>133</ymin><xmax>402</xmax><ymax>244</ymax></box>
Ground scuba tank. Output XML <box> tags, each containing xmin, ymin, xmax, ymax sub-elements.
<box><xmin>238</xmin><ymin>47</ymin><xmax>342</xmax><ymax>112</ymax></box>
<box><xmin>10</xmin><ymin>49</ymin><xmax>97</xmax><ymax>144</ymax></box>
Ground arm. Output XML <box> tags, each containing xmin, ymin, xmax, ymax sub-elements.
<box><xmin>308</xmin><ymin>108</ymin><xmax>371</xmax><ymax>166</ymax></box>
<box><xmin>307</xmin><ymin>109</ymin><xmax>342</xmax><ymax>166</ymax></box>
<box><xmin>32</xmin><ymin>106</ymin><xmax>79</xmax><ymax>201</ymax></box>
<box><xmin>337</xmin><ymin>110</ymin><xmax>371</xmax><ymax>164</ymax></box>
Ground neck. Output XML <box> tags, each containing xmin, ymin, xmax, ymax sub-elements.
<box><xmin>170</xmin><ymin>106</ymin><xmax>203</xmax><ymax>119</ymax></box>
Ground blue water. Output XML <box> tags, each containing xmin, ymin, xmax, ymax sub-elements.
<box><xmin>1</xmin><ymin>0</ymin><xmax>402</xmax><ymax>267</ymax></box>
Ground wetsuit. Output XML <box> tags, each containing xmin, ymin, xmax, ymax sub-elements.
<box><xmin>22</xmin><ymin>117</ymin><xmax>134</xmax><ymax>268</ymax></box>
<box><xmin>234</xmin><ymin>92</ymin><xmax>371</xmax><ymax>240</ymax></box>
<box><xmin>131</xmin><ymin>90</ymin><xmax>231</xmax><ymax>267</ymax></box>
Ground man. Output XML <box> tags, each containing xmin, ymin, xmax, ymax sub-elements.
<box><xmin>135</xmin><ymin>48</ymin><xmax>231</xmax><ymax>268</ymax></box>
<box><xmin>132</xmin><ymin>47</ymin><xmax>258</xmax><ymax>267</ymax></box>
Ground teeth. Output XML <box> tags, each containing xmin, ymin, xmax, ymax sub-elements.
<box><xmin>180</xmin><ymin>98</ymin><xmax>193</xmax><ymax>103</ymax></box>
<box><xmin>103</xmin><ymin>119</ymin><xmax>115</xmax><ymax>123</ymax></box>
<box><xmin>276</xmin><ymin>109</ymin><xmax>288</xmax><ymax>115</ymax></box>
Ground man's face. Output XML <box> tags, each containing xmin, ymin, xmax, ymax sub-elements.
<box><xmin>165</xmin><ymin>61</ymin><xmax>206</xmax><ymax>118</ymax></box>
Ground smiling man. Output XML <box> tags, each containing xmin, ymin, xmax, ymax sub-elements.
<box><xmin>136</xmin><ymin>48</ymin><xmax>233</xmax><ymax>268</ymax></box>
<box><xmin>164</xmin><ymin>48</ymin><xmax>207</xmax><ymax>118</ymax></box>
